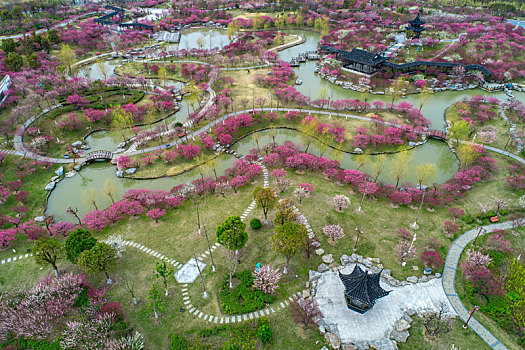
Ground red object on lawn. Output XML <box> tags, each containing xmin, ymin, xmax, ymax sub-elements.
<box><xmin>490</xmin><ymin>216</ymin><xmax>499</xmax><ymax>223</ymax></box>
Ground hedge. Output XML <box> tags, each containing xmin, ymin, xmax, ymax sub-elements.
<box><xmin>220</xmin><ymin>270</ymin><xmax>271</xmax><ymax>314</ymax></box>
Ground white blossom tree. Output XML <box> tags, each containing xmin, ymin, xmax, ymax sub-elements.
<box><xmin>104</xmin><ymin>235</ymin><xmax>126</xmax><ymax>258</ymax></box>
<box><xmin>332</xmin><ymin>194</ymin><xmax>350</xmax><ymax>212</ymax></box>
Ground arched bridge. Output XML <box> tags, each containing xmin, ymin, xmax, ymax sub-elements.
<box><xmin>85</xmin><ymin>150</ymin><xmax>113</xmax><ymax>162</ymax></box>
<box><xmin>426</xmin><ymin>130</ymin><xmax>447</xmax><ymax>141</ymax></box>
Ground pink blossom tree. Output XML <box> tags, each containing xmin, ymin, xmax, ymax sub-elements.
<box><xmin>0</xmin><ymin>228</ymin><xmax>17</xmax><ymax>247</ymax></box>
<box><xmin>252</xmin><ymin>264</ymin><xmax>282</xmax><ymax>304</ymax></box>
<box><xmin>290</xmin><ymin>298</ymin><xmax>322</xmax><ymax>329</ymax></box>
<box><xmin>420</xmin><ymin>250</ymin><xmax>444</xmax><ymax>269</ymax></box>
<box><xmin>146</xmin><ymin>208</ymin><xmax>166</xmax><ymax>223</ymax></box>
<box><xmin>293</xmin><ymin>187</ymin><xmax>309</xmax><ymax>204</ymax></box>
<box><xmin>394</xmin><ymin>241</ymin><xmax>417</xmax><ymax>263</ymax></box>
<box><xmin>443</xmin><ymin>221</ymin><xmax>460</xmax><ymax>238</ymax></box>
<box><xmin>323</xmin><ymin>224</ymin><xmax>345</xmax><ymax>243</ymax></box>
<box><xmin>461</xmin><ymin>249</ymin><xmax>502</xmax><ymax>296</ymax></box>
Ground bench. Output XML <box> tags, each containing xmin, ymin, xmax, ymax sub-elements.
<box><xmin>490</xmin><ymin>216</ymin><xmax>499</xmax><ymax>223</ymax></box>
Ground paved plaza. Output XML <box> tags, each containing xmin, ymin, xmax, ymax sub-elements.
<box><xmin>313</xmin><ymin>264</ymin><xmax>455</xmax><ymax>347</ymax></box>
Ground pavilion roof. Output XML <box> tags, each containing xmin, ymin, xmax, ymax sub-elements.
<box><xmin>338</xmin><ymin>265</ymin><xmax>390</xmax><ymax>306</ymax></box>
<box><xmin>408</xmin><ymin>13</ymin><xmax>425</xmax><ymax>26</ymax></box>
<box><xmin>337</xmin><ymin>48</ymin><xmax>389</xmax><ymax>67</ymax></box>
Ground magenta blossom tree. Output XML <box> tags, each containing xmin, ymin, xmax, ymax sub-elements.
<box><xmin>252</xmin><ymin>264</ymin><xmax>282</xmax><ymax>304</ymax></box>
<box><xmin>146</xmin><ymin>208</ymin><xmax>166</xmax><ymax>223</ymax></box>
<box><xmin>420</xmin><ymin>250</ymin><xmax>444</xmax><ymax>269</ymax></box>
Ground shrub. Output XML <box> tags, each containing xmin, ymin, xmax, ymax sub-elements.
<box><xmin>73</xmin><ymin>286</ymin><xmax>89</xmax><ymax>307</ymax></box>
<box><xmin>420</xmin><ymin>250</ymin><xmax>444</xmax><ymax>269</ymax></box>
<box><xmin>109</xmin><ymin>320</ymin><xmax>133</xmax><ymax>339</ymax></box>
<box><xmin>257</xmin><ymin>323</ymin><xmax>272</xmax><ymax>343</ymax></box>
<box><xmin>17</xmin><ymin>338</ymin><xmax>61</xmax><ymax>350</ymax></box>
<box><xmin>220</xmin><ymin>270</ymin><xmax>269</xmax><ymax>314</ymax></box>
<box><xmin>170</xmin><ymin>334</ymin><xmax>187</xmax><ymax>350</ymax></box>
<box><xmin>250</xmin><ymin>218</ymin><xmax>261</xmax><ymax>230</ymax></box>
<box><xmin>461</xmin><ymin>213</ymin><xmax>475</xmax><ymax>224</ymax></box>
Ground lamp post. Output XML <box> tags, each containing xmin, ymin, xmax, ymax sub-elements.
<box><xmin>472</xmin><ymin>226</ymin><xmax>485</xmax><ymax>246</ymax></box>
<box><xmin>463</xmin><ymin>306</ymin><xmax>480</xmax><ymax>328</ymax></box>
<box><xmin>402</xmin><ymin>233</ymin><xmax>417</xmax><ymax>267</ymax></box>
<box><xmin>410</xmin><ymin>187</ymin><xmax>426</xmax><ymax>229</ymax></box>
<box><xmin>193</xmin><ymin>252</ymin><xmax>208</xmax><ymax>299</ymax></box>
<box><xmin>354</xmin><ymin>226</ymin><xmax>363</xmax><ymax>251</ymax></box>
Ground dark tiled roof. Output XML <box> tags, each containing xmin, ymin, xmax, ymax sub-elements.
<box><xmin>320</xmin><ymin>45</ymin><xmax>342</xmax><ymax>54</ymax></box>
<box><xmin>383</xmin><ymin>61</ymin><xmax>492</xmax><ymax>76</ymax></box>
<box><xmin>320</xmin><ymin>46</ymin><xmax>389</xmax><ymax>66</ymax></box>
<box><xmin>408</xmin><ymin>14</ymin><xmax>425</xmax><ymax>26</ymax></box>
<box><xmin>339</xmin><ymin>265</ymin><xmax>390</xmax><ymax>306</ymax></box>
<box><xmin>407</xmin><ymin>26</ymin><xmax>425</xmax><ymax>32</ymax></box>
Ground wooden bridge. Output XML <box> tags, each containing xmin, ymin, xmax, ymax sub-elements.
<box><xmin>426</xmin><ymin>129</ymin><xmax>447</xmax><ymax>141</ymax></box>
<box><xmin>85</xmin><ymin>150</ymin><xmax>113</xmax><ymax>162</ymax></box>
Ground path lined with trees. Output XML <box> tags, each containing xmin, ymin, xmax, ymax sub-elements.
<box><xmin>443</xmin><ymin>221</ymin><xmax>524</xmax><ymax>350</ymax></box>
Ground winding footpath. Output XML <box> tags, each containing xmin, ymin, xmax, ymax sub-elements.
<box><xmin>443</xmin><ymin>221</ymin><xmax>525</xmax><ymax>350</ymax></box>
<box><xmin>440</xmin><ymin>145</ymin><xmax>525</xmax><ymax>350</ymax></box>
<box><xmin>3</xmin><ymin>105</ymin><xmax>525</xmax><ymax>166</ymax></box>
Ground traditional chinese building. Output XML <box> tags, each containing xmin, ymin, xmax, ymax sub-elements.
<box><xmin>338</xmin><ymin>265</ymin><xmax>390</xmax><ymax>314</ymax></box>
<box><xmin>320</xmin><ymin>46</ymin><xmax>388</xmax><ymax>74</ymax></box>
<box><xmin>319</xmin><ymin>45</ymin><xmax>492</xmax><ymax>77</ymax></box>
<box><xmin>407</xmin><ymin>13</ymin><xmax>425</xmax><ymax>39</ymax></box>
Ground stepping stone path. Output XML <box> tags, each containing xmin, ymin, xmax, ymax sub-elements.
<box><xmin>123</xmin><ymin>240</ymin><xmax>183</xmax><ymax>270</ymax></box>
<box><xmin>1</xmin><ymin>252</ymin><xmax>33</xmax><ymax>265</ymax></box>
<box><xmin>182</xmin><ymin>156</ymin><xmax>321</xmax><ymax>323</ymax></box>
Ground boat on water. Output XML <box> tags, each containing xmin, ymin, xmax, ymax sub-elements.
<box><xmin>295</xmin><ymin>79</ymin><xmax>303</xmax><ymax>85</ymax></box>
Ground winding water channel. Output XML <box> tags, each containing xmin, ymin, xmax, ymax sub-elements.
<box><xmin>46</xmin><ymin>28</ymin><xmax>522</xmax><ymax>221</ymax></box>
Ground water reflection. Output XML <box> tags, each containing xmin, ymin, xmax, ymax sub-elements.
<box><xmin>46</xmin><ymin>154</ymin><xmax>237</xmax><ymax>222</ymax></box>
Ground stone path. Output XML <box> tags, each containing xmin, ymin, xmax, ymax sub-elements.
<box><xmin>0</xmin><ymin>252</ymin><xmax>33</xmax><ymax>265</ymax></box>
<box><xmin>179</xmin><ymin>157</ymin><xmax>317</xmax><ymax>323</ymax></box>
<box><xmin>314</xmin><ymin>264</ymin><xmax>455</xmax><ymax>348</ymax></box>
<box><xmin>499</xmin><ymin>105</ymin><xmax>523</xmax><ymax>152</ymax></box>
<box><xmin>442</xmin><ymin>221</ymin><xmax>525</xmax><ymax>350</ymax></box>
<box><xmin>123</xmin><ymin>240</ymin><xmax>184</xmax><ymax>270</ymax></box>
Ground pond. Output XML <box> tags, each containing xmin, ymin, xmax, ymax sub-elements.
<box><xmin>278</xmin><ymin>30</ymin><xmax>523</xmax><ymax>130</ymax></box>
<box><xmin>84</xmin><ymin>99</ymin><xmax>192</xmax><ymax>152</ymax></box>
<box><xmin>48</xmin><ymin>27</ymin><xmax>523</xmax><ymax>222</ymax></box>
<box><xmin>47</xmin><ymin>128</ymin><xmax>457</xmax><ymax>222</ymax></box>
<box><xmin>171</xmin><ymin>28</ymin><xmax>230</xmax><ymax>51</ymax></box>
<box><xmin>46</xmin><ymin>153</ymin><xmax>238</xmax><ymax>222</ymax></box>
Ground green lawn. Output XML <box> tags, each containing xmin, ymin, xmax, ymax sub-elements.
<box><xmin>399</xmin><ymin>316</ymin><xmax>492</xmax><ymax>350</ymax></box>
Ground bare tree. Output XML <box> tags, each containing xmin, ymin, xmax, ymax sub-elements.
<box><xmin>123</xmin><ymin>274</ymin><xmax>138</xmax><ymax>305</ymax></box>
<box><xmin>420</xmin><ymin>302</ymin><xmax>453</xmax><ymax>337</ymax></box>
<box><xmin>290</xmin><ymin>298</ymin><xmax>323</xmax><ymax>329</ymax></box>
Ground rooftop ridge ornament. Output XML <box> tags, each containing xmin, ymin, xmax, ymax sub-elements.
<box><xmin>338</xmin><ymin>264</ymin><xmax>390</xmax><ymax>314</ymax></box>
